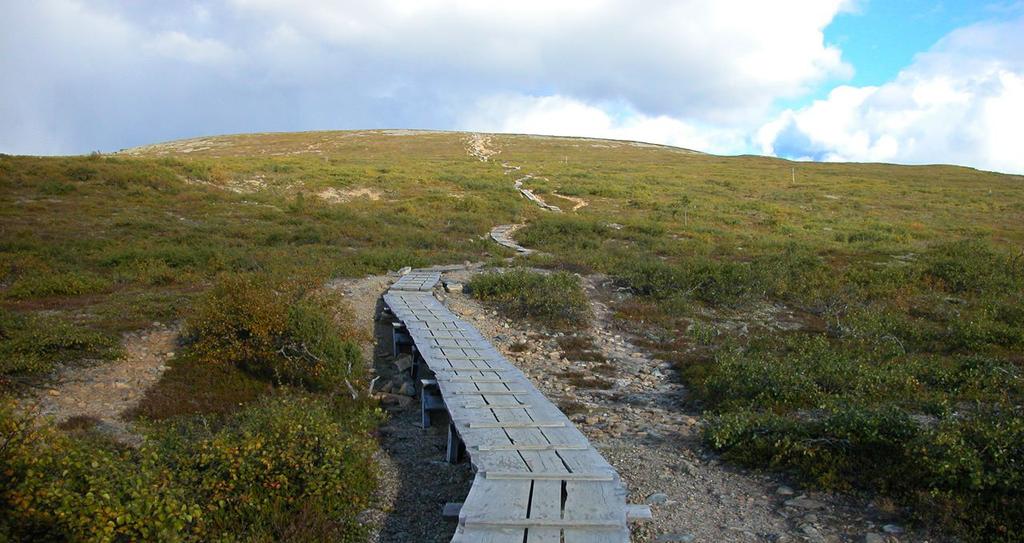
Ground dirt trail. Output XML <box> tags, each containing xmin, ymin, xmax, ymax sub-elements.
<box><xmin>20</xmin><ymin>324</ymin><xmax>180</xmax><ymax>444</ymax></box>
<box><xmin>553</xmin><ymin>191</ymin><xmax>589</xmax><ymax>211</ymax></box>
<box><xmin>465</xmin><ymin>133</ymin><xmax>589</xmax><ymax>215</ymax></box>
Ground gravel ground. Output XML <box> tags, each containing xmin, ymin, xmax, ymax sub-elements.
<box><xmin>17</xmin><ymin>323</ymin><xmax>180</xmax><ymax>444</ymax></box>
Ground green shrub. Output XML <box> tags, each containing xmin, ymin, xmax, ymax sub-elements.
<box><xmin>1</xmin><ymin>394</ymin><xmax>379</xmax><ymax>542</ymax></box>
<box><xmin>1</xmin><ymin>401</ymin><xmax>202</xmax><ymax>542</ymax></box>
<box><xmin>5</xmin><ymin>271</ymin><xmax>113</xmax><ymax>299</ymax></box>
<box><xmin>924</xmin><ymin>240</ymin><xmax>1022</xmax><ymax>295</ymax></box>
<box><xmin>186</xmin><ymin>274</ymin><xmax>362</xmax><ymax>392</ymax></box>
<box><xmin>467</xmin><ymin>269</ymin><xmax>590</xmax><ymax>328</ymax></box>
<box><xmin>0</xmin><ymin>309</ymin><xmax>119</xmax><ymax>381</ymax></box>
<box><xmin>167</xmin><ymin>395</ymin><xmax>378</xmax><ymax>541</ymax></box>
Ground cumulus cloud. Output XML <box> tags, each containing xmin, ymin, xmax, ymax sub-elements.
<box><xmin>459</xmin><ymin>94</ymin><xmax>748</xmax><ymax>154</ymax></box>
<box><xmin>759</xmin><ymin>16</ymin><xmax>1024</xmax><ymax>173</ymax></box>
<box><xmin>1</xmin><ymin>0</ymin><xmax>851</xmax><ymax>154</ymax></box>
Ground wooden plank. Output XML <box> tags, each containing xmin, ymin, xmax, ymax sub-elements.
<box><xmin>527</xmin><ymin>480</ymin><xmax>562</xmax><ymax>543</ymax></box>
<box><xmin>436</xmin><ymin>366</ymin><xmax>506</xmax><ymax>371</ymax></box>
<box><xmin>462</xmin><ymin>404</ymin><xmax>532</xmax><ymax>409</ymax></box>
<box><xmin>452</xmin><ymin>390</ymin><xmax>528</xmax><ymax>395</ymax></box>
<box><xmin>464</xmin><ymin>518</ymin><xmax>623</xmax><ymax>529</ymax></box>
<box><xmin>468</xmin><ymin>421</ymin><xmax>566</xmax><ymax>429</ymax></box>
<box><xmin>438</xmin><ymin>378</ymin><xmax>514</xmax><ymax>383</ymax></box>
<box><xmin>484</xmin><ymin>472</ymin><xmax>614</xmax><ymax>482</ymax></box>
<box><xmin>478</xmin><ymin>443</ymin><xmax>589</xmax><ymax>452</ymax></box>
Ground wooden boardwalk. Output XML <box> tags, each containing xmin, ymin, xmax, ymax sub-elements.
<box><xmin>384</xmin><ymin>270</ymin><xmax>646</xmax><ymax>542</ymax></box>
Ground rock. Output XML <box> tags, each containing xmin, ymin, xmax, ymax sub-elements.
<box><xmin>655</xmin><ymin>534</ymin><xmax>695</xmax><ymax>543</ymax></box>
<box><xmin>548</xmin><ymin>351</ymin><xmax>562</xmax><ymax>360</ymax></box>
<box><xmin>864</xmin><ymin>534</ymin><xmax>887</xmax><ymax>543</ymax></box>
<box><xmin>398</xmin><ymin>266</ymin><xmax>412</xmax><ymax>275</ymax></box>
<box><xmin>800</xmin><ymin>524</ymin><xmax>824</xmax><ymax>541</ymax></box>
<box><xmin>776</xmin><ymin>485</ymin><xmax>795</xmax><ymax>496</ymax></box>
<box><xmin>646</xmin><ymin>492</ymin><xmax>670</xmax><ymax>505</ymax></box>
<box><xmin>784</xmin><ymin>497</ymin><xmax>825</xmax><ymax>510</ymax></box>
<box><xmin>378</xmin><ymin>393</ymin><xmax>412</xmax><ymax>407</ymax></box>
<box><xmin>444</xmin><ymin>282</ymin><xmax>464</xmax><ymax>293</ymax></box>
<box><xmin>47</xmin><ymin>389</ymin><xmax>60</xmax><ymax>396</ymax></box>
<box><xmin>394</xmin><ymin>353</ymin><xmax>414</xmax><ymax>372</ymax></box>
<box><xmin>882</xmin><ymin>524</ymin><xmax>904</xmax><ymax>535</ymax></box>
<box><xmin>397</xmin><ymin>382</ymin><xmax>416</xmax><ymax>397</ymax></box>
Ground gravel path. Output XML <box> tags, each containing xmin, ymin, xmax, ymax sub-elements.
<box><xmin>18</xmin><ymin>324</ymin><xmax>180</xmax><ymax>444</ymax></box>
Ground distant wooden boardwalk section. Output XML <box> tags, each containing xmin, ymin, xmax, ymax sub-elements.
<box><xmin>384</xmin><ymin>270</ymin><xmax>647</xmax><ymax>542</ymax></box>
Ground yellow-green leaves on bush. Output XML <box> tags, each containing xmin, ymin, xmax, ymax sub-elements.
<box><xmin>1</xmin><ymin>394</ymin><xmax>379</xmax><ymax>542</ymax></box>
<box><xmin>0</xmin><ymin>309</ymin><xmax>119</xmax><ymax>382</ymax></box>
<box><xmin>467</xmin><ymin>268</ymin><xmax>590</xmax><ymax>329</ymax></box>
<box><xmin>173</xmin><ymin>394</ymin><xmax>378</xmax><ymax>539</ymax></box>
<box><xmin>1</xmin><ymin>402</ymin><xmax>202</xmax><ymax>542</ymax></box>
<box><xmin>185</xmin><ymin>273</ymin><xmax>363</xmax><ymax>392</ymax></box>
<box><xmin>187</xmin><ymin>273</ymin><xmax>290</xmax><ymax>368</ymax></box>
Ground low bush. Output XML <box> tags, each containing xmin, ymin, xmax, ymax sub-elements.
<box><xmin>1</xmin><ymin>394</ymin><xmax>379</xmax><ymax>542</ymax></box>
<box><xmin>0</xmin><ymin>309</ymin><xmax>119</xmax><ymax>383</ymax></box>
<box><xmin>185</xmin><ymin>274</ymin><xmax>362</xmax><ymax>392</ymax></box>
<box><xmin>5</xmin><ymin>271</ymin><xmax>113</xmax><ymax>299</ymax></box>
<box><xmin>467</xmin><ymin>268</ymin><xmax>590</xmax><ymax>328</ymax></box>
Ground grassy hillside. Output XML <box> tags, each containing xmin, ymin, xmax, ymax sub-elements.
<box><xmin>2</xmin><ymin>130</ymin><xmax>1023</xmax><ymax>540</ymax></box>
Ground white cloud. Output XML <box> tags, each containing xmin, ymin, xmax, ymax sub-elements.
<box><xmin>759</xmin><ymin>16</ymin><xmax>1024</xmax><ymax>173</ymax></box>
<box><xmin>460</xmin><ymin>94</ymin><xmax>747</xmax><ymax>154</ymax></box>
<box><xmin>223</xmin><ymin>0</ymin><xmax>854</xmax><ymax>122</ymax></box>
<box><xmin>147</xmin><ymin>31</ymin><xmax>237</xmax><ymax>65</ymax></box>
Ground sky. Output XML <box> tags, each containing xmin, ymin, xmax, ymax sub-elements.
<box><xmin>1</xmin><ymin>1</ymin><xmax>1023</xmax><ymax>174</ymax></box>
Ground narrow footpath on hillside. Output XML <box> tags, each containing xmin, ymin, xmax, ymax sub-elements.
<box><xmin>466</xmin><ymin>133</ymin><xmax>588</xmax><ymax>250</ymax></box>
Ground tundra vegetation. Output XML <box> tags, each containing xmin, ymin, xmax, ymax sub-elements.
<box><xmin>1</xmin><ymin>131</ymin><xmax>1022</xmax><ymax>540</ymax></box>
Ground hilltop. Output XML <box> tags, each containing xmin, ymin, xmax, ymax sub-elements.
<box><xmin>1</xmin><ymin>130</ymin><xmax>1022</xmax><ymax>542</ymax></box>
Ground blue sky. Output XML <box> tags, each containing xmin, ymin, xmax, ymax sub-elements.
<box><xmin>829</xmin><ymin>2</ymin><xmax>991</xmax><ymax>86</ymax></box>
<box><xmin>2</xmin><ymin>1</ymin><xmax>1023</xmax><ymax>173</ymax></box>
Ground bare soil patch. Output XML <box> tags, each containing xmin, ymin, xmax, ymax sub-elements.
<box><xmin>20</xmin><ymin>324</ymin><xmax>180</xmax><ymax>444</ymax></box>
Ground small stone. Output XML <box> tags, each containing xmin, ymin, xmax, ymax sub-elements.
<box><xmin>47</xmin><ymin>389</ymin><xmax>60</xmax><ymax>396</ymax></box>
<box><xmin>776</xmin><ymin>485</ymin><xmax>795</xmax><ymax>496</ymax></box>
<box><xmin>646</xmin><ymin>492</ymin><xmax>670</xmax><ymax>505</ymax></box>
<box><xmin>397</xmin><ymin>382</ymin><xmax>416</xmax><ymax>397</ymax></box>
<box><xmin>784</xmin><ymin>497</ymin><xmax>825</xmax><ymax>510</ymax></box>
<box><xmin>397</xmin><ymin>266</ymin><xmax>412</xmax><ymax>275</ymax></box>
<box><xmin>394</xmin><ymin>354</ymin><xmax>414</xmax><ymax>372</ymax></box>
<box><xmin>444</xmin><ymin>282</ymin><xmax>464</xmax><ymax>293</ymax></box>
<box><xmin>882</xmin><ymin>524</ymin><xmax>904</xmax><ymax>535</ymax></box>
<box><xmin>378</xmin><ymin>393</ymin><xmax>412</xmax><ymax>407</ymax></box>
<box><xmin>548</xmin><ymin>351</ymin><xmax>562</xmax><ymax>360</ymax></box>
<box><xmin>655</xmin><ymin>534</ymin><xmax>695</xmax><ymax>543</ymax></box>
<box><xmin>864</xmin><ymin>534</ymin><xmax>887</xmax><ymax>543</ymax></box>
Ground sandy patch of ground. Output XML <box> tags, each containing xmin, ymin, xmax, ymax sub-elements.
<box><xmin>20</xmin><ymin>324</ymin><xmax>180</xmax><ymax>444</ymax></box>
<box><xmin>317</xmin><ymin>187</ymin><xmax>383</xmax><ymax>204</ymax></box>
<box><xmin>465</xmin><ymin>134</ymin><xmax>500</xmax><ymax>162</ymax></box>
<box><xmin>553</xmin><ymin>191</ymin><xmax>589</xmax><ymax>211</ymax></box>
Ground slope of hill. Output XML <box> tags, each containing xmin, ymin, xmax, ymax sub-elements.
<box><xmin>1</xmin><ymin>130</ymin><xmax>1022</xmax><ymax>541</ymax></box>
